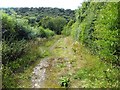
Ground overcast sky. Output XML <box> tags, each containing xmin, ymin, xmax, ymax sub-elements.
<box><xmin>0</xmin><ymin>0</ymin><xmax>84</xmax><ymax>10</ymax></box>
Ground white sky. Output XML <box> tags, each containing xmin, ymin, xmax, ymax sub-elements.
<box><xmin>0</xmin><ymin>0</ymin><xmax>84</xmax><ymax>10</ymax></box>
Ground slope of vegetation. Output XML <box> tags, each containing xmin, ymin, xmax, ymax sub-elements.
<box><xmin>1</xmin><ymin>11</ymin><xmax>55</xmax><ymax>88</ymax></box>
<box><xmin>62</xmin><ymin>1</ymin><xmax>120</xmax><ymax>88</ymax></box>
<box><xmin>67</xmin><ymin>1</ymin><xmax>120</xmax><ymax>66</ymax></box>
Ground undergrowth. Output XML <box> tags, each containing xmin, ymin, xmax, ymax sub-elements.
<box><xmin>74</xmin><ymin>63</ymin><xmax>119</xmax><ymax>88</ymax></box>
<box><xmin>72</xmin><ymin>41</ymin><xmax>120</xmax><ymax>88</ymax></box>
<box><xmin>2</xmin><ymin>39</ymin><xmax>44</xmax><ymax>88</ymax></box>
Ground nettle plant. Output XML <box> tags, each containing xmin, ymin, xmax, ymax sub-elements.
<box><xmin>59</xmin><ymin>76</ymin><xmax>70</xmax><ymax>88</ymax></box>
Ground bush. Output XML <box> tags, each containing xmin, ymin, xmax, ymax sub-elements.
<box><xmin>71</xmin><ymin>2</ymin><xmax>119</xmax><ymax>65</ymax></box>
<box><xmin>93</xmin><ymin>2</ymin><xmax>119</xmax><ymax>64</ymax></box>
<box><xmin>34</xmin><ymin>26</ymin><xmax>55</xmax><ymax>38</ymax></box>
<box><xmin>2</xmin><ymin>40</ymin><xmax>27</xmax><ymax>64</ymax></box>
<box><xmin>62</xmin><ymin>20</ymin><xmax>74</xmax><ymax>36</ymax></box>
<box><xmin>40</xmin><ymin>16</ymin><xmax>67</xmax><ymax>34</ymax></box>
<box><xmin>44</xmin><ymin>28</ymin><xmax>55</xmax><ymax>38</ymax></box>
<box><xmin>2</xmin><ymin>11</ymin><xmax>54</xmax><ymax>88</ymax></box>
<box><xmin>2</xmin><ymin>12</ymin><xmax>34</xmax><ymax>40</ymax></box>
<box><xmin>2</xmin><ymin>66</ymin><xmax>17</xmax><ymax>88</ymax></box>
<box><xmin>2</xmin><ymin>40</ymin><xmax>42</xmax><ymax>88</ymax></box>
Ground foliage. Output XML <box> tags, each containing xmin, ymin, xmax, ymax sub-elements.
<box><xmin>44</xmin><ymin>28</ymin><xmax>55</xmax><ymax>38</ymax></box>
<box><xmin>2</xmin><ymin>12</ymin><xmax>33</xmax><ymax>40</ymax></box>
<box><xmin>93</xmin><ymin>2</ymin><xmax>119</xmax><ymax>64</ymax></box>
<box><xmin>70</xmin><ymin>21</ymin><xmax>80</xmax><ymax>41</ymax></box>
<box><xmin>2</xmin><ymin>40</ymin><xmax>27</xmax><ymax>64</ymax></box>
<box><xmin>2</xmin><ymin>11</ymin><xmax>55</xmax><ymax>40</ymax></box>
<box><xmin>40</xmin><ymin>16</ymin><xmax>67</xmax><ymax>34</ymax></box>
<box><xmin>71</xmin><ymin>40</ymin><xmax>119</xmax><ymax>88</ymax></box>
<box><xmin>2</xmin><ymin>40</ymin><xmax>42</xmax><ymax>88</ymax></box>
<box><xmin>59</xmin><ymin>76</ymin><xmax>70</xmax><ymax>88</ymax></box>
<box><xmin>62</xmin><ymin>20</ymin><xmax>75</xmax><ymax>36</ymax></box>
<box><xmin>71</xmin><ymin>1</ymin><xmax>119</xmax><ymax>65</ymax></box>
<box><xmin>33</xmin><ymin>26</ymin><xmax>55</xmax><ymax>38</ymax></box>
<box><xmin>7</xmin><ymin>7</ymin><xmax>75</xmax><ymax>22</ymax></box>
<box><xmin>1</xmin><ymin>11</ymin><xmax>55</xmax><ymax>88</ymax></box>
<box><xmin>2</xmin><ymin>65</ymin><xmax>17</xmax><ymax>88</ymax></box>
<box><xmin>74</xmin><ymin>62</ymin><xmax>119</xmax><ymax>88</ymax></box>
<box><xmin>1</xmin><ymin>1</ymin><xmax>120</xmax><ymax>88</ymax></box>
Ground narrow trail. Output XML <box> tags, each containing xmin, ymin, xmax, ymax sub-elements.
<box><xmin>31</xmin><ymin>57</ymin><xmax>49</xmax><ymax>88</ymax></box>
<box><xmin>31</xmin><ymin>36</ymin><xmax>85</xmax><ymax>88</ymax></box>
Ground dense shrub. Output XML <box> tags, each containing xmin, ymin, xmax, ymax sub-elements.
<box><xmin>2</xmin><ymin>40</ymin><xmax>42</xmax><ymax>88</ymax></box>
<box><xmin>2</xmin><ymin>40</ymin><xmax>27</xmax><ymax>64</ymax></box>
<box><xmin>2</xmin><ymin>12</ymin><xmax>55</xmax><ymax>40</ymax></box>
<box><xmin>2</xmin><ymin>65</ymin><xmax>17</xmax><ymax>88</ymax></box>
<box><xmin>44</xmin><ymin>28</ymin><xmax>55</xmax><ymax>38</ymax></box>
<box><xmin>40</xmin><ymin>16</ymin><xmax>67</xmax><ymax>34</ymax></box>
<box><xmin>62</xmin><ymin>20</ymin><xmax>74</xmax><ymax>36</ymax></box>
<box><xmin>2</xmin><ymin>11</ymin><xmax>55</xmax><ymax>66</ymax></box>
<box><xmin>70</xmin><ymin>21</ymin><xmax>80</xmax><ymax>41</ymax></box>
<box><xmin>34</xmin><ymin>26</ymin><xmax>55</xmax><ymax>38</ymax></box>
<box><xmin>93</xmin><ymin>2</ymin><xmax>119</xmax><ymax>64</ymax></box>
<box><xmin>2</xmin><ymin>12</ymin><xmax>33</xmax><ymax>40</ymax></box>
<box><xmin>1</xmin><ymin>11</ymin><xmax>55</xmax><ymax>88</ymax></box>
<box><xmin>70</xmin><ymin>1</ymin><xmax>119</xmax><ymax>65</ymax></box>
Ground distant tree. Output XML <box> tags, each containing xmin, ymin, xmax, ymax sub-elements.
<box><xmin>40</xmin><ymin>16</ymin><xmax>67</xmax><ymax>34</ymax></box>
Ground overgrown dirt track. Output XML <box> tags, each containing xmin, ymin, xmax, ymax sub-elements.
<box><xmin>31</xmin><ymin>36</ymin><xmax>86</xmax><ymax>88</ymax></box>
<box><xmin>17</xmin><ymin>35</ymin><xmax>119</xmax><ymax>88</ymax></box>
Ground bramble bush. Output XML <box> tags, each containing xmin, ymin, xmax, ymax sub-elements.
<box><xmin>70</xmin><ymin>2</ymin><xmax>119</xmax><ymax>65</ymax></box>
<box><xmin>67</xmin><ymin>1</ymin><xmax>120</xmax><ymax>88</ymax></box>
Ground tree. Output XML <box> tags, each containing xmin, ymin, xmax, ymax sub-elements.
<box><xmin>40</xmin><ymin>16</ymin><xmax>67</xmax><ymax>34</ymax></box>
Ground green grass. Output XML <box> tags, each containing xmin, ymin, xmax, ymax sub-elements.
<box><xmin>23</xmin><ymin>36</ymin><xmax>119</xmax><ymax>88</ymax></box>
<box><xmin>2</xmin><ymin>39</ymin><xmax>42</xmax><ymax>88</ymax></box>
<box><xmin>3</xmin><ymin>36</ymin><xmax>119</xmax><ymax>88</ymax></box>
<box><xmin>12</xmin><ymin>35</ymin><xmax>62</xmax><ymax>88</ymax></box>
<box><xmin>74</xmin><ymin>63</ymin><xmax>119</xmax><ymax>88</ymax></box>
<box><xmin>72</xmin><ymin>43</ymin><xmax>120</xmax><ymax>88</ymax></box>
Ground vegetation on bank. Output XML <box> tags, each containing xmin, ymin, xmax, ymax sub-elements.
<box><xmin>1</xmin><ymin>7</ymin><xmax>72</xmax><ymax>88</ymax></box>
<box><xmin>62</xmin><ymin>1</ymin><xmax>120</xmax><ymax>88</ymax></box>
<box><xmin>1</xmin><ymin>11</ymin><xmax>54</xmax><ymax>88</ymax></box>
<box><xmin>63</xmin><ymin>1</ymin><xmax>120</xmax><ymax>66</ymax></box>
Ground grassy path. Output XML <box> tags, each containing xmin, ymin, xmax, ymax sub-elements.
<box><xmin>17</xmin><ymin>35</ymin><xmax>119</xmax><ymax>88</ymax></box>
<box><xmin>31</xmin><ymin>36</ymin><xmax>88</xmax><ymax>88</ymax></box>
